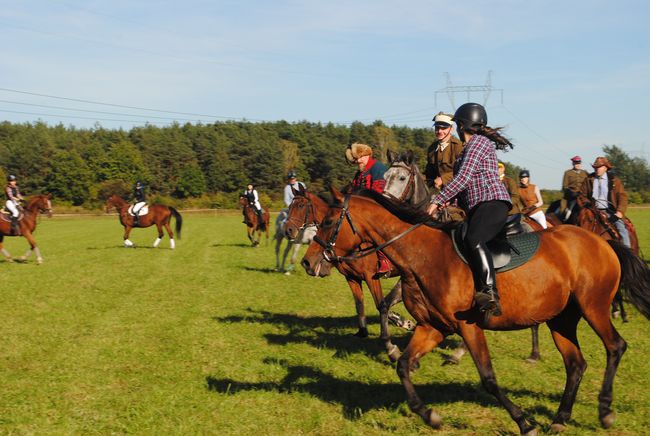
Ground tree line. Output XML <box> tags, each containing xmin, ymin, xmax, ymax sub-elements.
<box><xmin>0</xmin><ymin>120</ymin><xmax>648</xmax><ymax>208</ymax></box>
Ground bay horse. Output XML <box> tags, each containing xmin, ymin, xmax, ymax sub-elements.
<box><xmin>0</xmin><ymin>194</ymin><xmax>52</xmax><ymax>264</ymax></box>
<box><xmin>383</xmin><ymin>150</ymin><xmax>542</xmax><ymax>363</ymax></box>
<box><xmin>273</xmin><ymin>208</ymin><xmax>317</xmax><ymax>274</ymax></box>
<box><xmin>105</xmin><ymin>194</ymin><xmax>182</xmax><ymax>249</ymax></box>
<box><xmin>239</xmin><ymin>196</ymin><xmax>270</xmax><ymax>247</ymax></box>
<box><xmin>301</xmin><ymin>187</ymin><xmax>650</xmax><ymax>434</ymax></box>
<box><xmin>285</xmin><ymin>185</ymin><xmax>411</xmax><ymax>359</ymax></box>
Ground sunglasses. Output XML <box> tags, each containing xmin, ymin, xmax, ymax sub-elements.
<box><xmin>434</xmin><ymin>124</ymin><xmax>451</xmax><ymax>130</ymax></box>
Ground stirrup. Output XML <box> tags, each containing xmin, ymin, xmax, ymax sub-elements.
<box><xmin>474</xmin><ymin>290</ymin><xmax>502</xmax><ymax>317</ymax></box>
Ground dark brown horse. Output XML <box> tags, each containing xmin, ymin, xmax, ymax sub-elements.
<box><xmin>105</xmin><ymin>194</ymin><xmax>182</xmax><ymax>249</ymax></box>
<box><xmin>0</xmin><ymin>194</ymin><xmax>52</xmax><ymax>264</ymax></box>
<box><xmin>239</xmin><ymin>196</ymin><xmax>270</xmax><ymax>247</ymax></box>
<box><xmin>285</xmin><ymin>186</ymin><xmax>410</xmax><ymax>359</ymax></box>
<box><xmin>302</xmin><ymin>188</ymin><xmax>650</xmax><ymax>434</ymax></box>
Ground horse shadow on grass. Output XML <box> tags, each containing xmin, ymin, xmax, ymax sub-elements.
<box><xmin>240</xmin><ymin>266</ymin><xmax>280</xmax><ymax>274</ymax></box>
<box><xmin>212</xmin><ymin>243</ymin><xmax>251</xmax><ymax>248</ymax></box>
<box><xmin>215</xmin><ymin>308</ymin><xmax>410</xmax><ymax>365</ymax></box>
<box><xmin>205</xmin><ymin>358</ymin><xmax>566</xmax><ymax>429</ymax></box>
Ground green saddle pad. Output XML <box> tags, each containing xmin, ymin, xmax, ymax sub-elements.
<box><xmin>452</xmin><ymin>230</ymin><xmax>541</xmax><ymax>273</ymax></box>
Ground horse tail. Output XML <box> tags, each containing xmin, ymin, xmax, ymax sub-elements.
<box><xmin>170</xmin><ymin>207</ymin><xmax>183</xmax><ymax>240</ymax></box>
<box><xmin>608</xmin><ymin>240</ymin><xmax>650</xmax><ymax>319</ymax></box>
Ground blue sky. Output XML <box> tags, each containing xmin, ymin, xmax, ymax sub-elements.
<box><xmin>1</xmin><ymin>0</ymin><xmax>649</xmax><ymax>188</ymax></box>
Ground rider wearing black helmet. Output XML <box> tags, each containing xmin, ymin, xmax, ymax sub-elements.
<box><xmin>5</xmin><ymin>174</ymin><xmax>24</xmax><ymax>235</ymax></box>
<box><xmin>427</xmin><ymin>103</ymin><xmax>513</xmax><ymax>317</ymax></box>
<box><xmin>284</xmin><ymin>170</ymin><xmax>306</xmax><ymax>207</ymax></box>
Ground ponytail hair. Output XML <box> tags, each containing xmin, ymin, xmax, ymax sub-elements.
<box><xmin>465</xmin><ymin>125</ymin><xmax>513</xmax><ymax>151</ymax></box>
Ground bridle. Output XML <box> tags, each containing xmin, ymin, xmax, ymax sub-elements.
<box><xmin>286</xmin><ymin>195</ymin><xmax>319</xmax><ymax>234</ymax></box>
<box><xmin>383</xmin><ymin>162</ymin><xmax>415</xmax><ymax>203</ymax></box>
<box><xmin>313</xmin><ymin>192</ymin><xmax>423</xmax><ymax>264</ymax></box>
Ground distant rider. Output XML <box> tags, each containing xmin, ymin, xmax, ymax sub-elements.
<box><xmin>243</xmin><ymin>183</ymin><xmax>264</xmax><ymax>223</ymax></box>
<box><xmin>5</xmin><ymin>175</ymin><xmax>24</xmax><ymax>235</ymax></box>
<box><xmin>132</xmin><ymin>181</ymin><xmax>147</xmax><ymax>227</ymax></box>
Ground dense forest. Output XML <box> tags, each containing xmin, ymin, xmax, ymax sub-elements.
<box><xmin>0</xmin><ymin>120</ymin><xmax>648</xmax><ymax>209</ymax></box>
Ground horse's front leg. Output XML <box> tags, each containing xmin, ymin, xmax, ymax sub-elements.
<box><xmin>364</xmin><ymin>275</ymin><xmax>400</xmax><ymax>361</ymax></box>
<box><xmin>0</xmin><ymin>238</ymin><xmax>13</xmax><ymax>262</ymax></box>
<box><xmin>21</xmin><ymin>230</ymin><xmax>43</xmax><ymax>264</ymax></box>
<box><xmin>123</xmin><ymin>225</ymin><xmax>135</xmax><ymax>247</ymax></box>
<box><xmin>287</xmin><ymin>242</ymin><xmax>301</xmax><ymax>273</ymax></box>
<box><xmin>397</xmin><ymin>324</ymin><xmax>445</xmax><ymax>428</ymax></box>
<box><xmin>280</xmin><ymin>239</ymin><xmax>293</xmax><ymax>273</ymax></box>
<box><xmin>460</xmin><ymin>323</ymin><xmax>536</xmax><ymax>435</ymax></box>
<box><xmin>345</xmin><ymin>277</ymin><xmax>368</xmax><ymax>337</ymax></box>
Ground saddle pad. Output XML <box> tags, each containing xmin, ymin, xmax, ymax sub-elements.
<box><xmin>127</xmin><ymin>205</ymin><xmax>149</xmax><ymax>216</ymax></box>
<box><xmin>0</xmin><ymin>209</ymin><xmax>24</xmax><ymax>222</ymax></box>
<box><xmin>451</xmin><ymin>230</ymin><xmax>541</xmax><ymax>273</ymax></box>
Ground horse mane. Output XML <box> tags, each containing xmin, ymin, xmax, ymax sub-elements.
<box><xmin>345</xmin><ymin>189</ymin><xmax>454</xmax><ymax>230</ymax></box>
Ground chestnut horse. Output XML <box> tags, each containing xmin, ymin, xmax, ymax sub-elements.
<box><xmin>382</xmin><ymin>151</ymin><xmax>543</xmax><ymax>362</ymax></box>
<box><xmin>0</xmin><ymin>194</ymin><xmax>52</xmax><ymax>264</ymax></box>
<box><xmin>105</xmin><ymin>194</ymin><xmax>182</xmax><ymax>249</ymax></box>
<box><xmin>238</xmin><ymin>196</ymin><xmax>270</xmax><ymax>246</ymax></box>
<box><xmin>285</xmin><ymin>186</ymin><xmax>410</xmax><ymax>358</ymax></box>
<box><xmin>302</xmin><ymin>187</ymin><xmax>650</xmax><ymax>434</ymax></box>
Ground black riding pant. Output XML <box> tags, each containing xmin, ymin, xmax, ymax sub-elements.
<box><xmin>465</xmin><ymin>200</ymin><xmax>510</xmax><ymax>247</ymax></box>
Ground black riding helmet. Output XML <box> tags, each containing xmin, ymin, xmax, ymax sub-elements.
<box><xmin>519</xmin><ymin>170</ymin><xmax>530</xmax><ymax>178</ymax></box>
<box><xmin>7</xmin><ymin>175</ymin><xmax>17</xmax><ymax>182</ymax></box>
<box><xmin>453</xmin><ymin>103</ymin><xmax>487</xmax><ymax>136</ymax></box>
<box><xmin>287</xmin><ymin>170</ymin><xmax>297</xmax><ymax>180</ymax></box>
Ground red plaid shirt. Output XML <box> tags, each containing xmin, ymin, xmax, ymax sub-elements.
<box><xmin>432</xmin><ymin>134</ymin><xmax>511</xmax><ymax>211</ymax></box>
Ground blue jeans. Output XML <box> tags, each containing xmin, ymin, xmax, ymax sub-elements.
<box><xmin>604</xmin><ymin>210</ymin><xmax>631</xmax><ymax>248</ymax></box>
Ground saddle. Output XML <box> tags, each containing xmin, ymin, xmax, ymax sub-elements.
<box><xmin>451</xmin><ymin>214</ymin><xmax>541</xmax><ymax>273</ymax></box>
<box><xmin>127</xmin><ymin>204</ymin><xmax>149</xmax><ymax>216</ymax></box>
<box><xmin>0</xmin><ymin>208</ymin><xmax>25</xmax><ymax>222</ymax></box>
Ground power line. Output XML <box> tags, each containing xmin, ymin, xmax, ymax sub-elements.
<box><xmin>0</xmin><ymin>109</ymin><xmax>172</xmax><ymax>126</ymax></box>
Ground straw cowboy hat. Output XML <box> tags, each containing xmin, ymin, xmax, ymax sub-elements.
<box><xmin>591</xmin><ymin>156</ymin><xmax>613</xmax><ymax>169</ymax></box>
<box><xmin>345</xmin><ymin>142</ymin><xmax>373</xmax><ymax>164</ymax></box>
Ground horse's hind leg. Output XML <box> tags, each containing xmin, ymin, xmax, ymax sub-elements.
<box><xmin>163</xmin><ymin>222</ymin><xmax>175</xmax><ymax>249</ymax></box>
<box><xmin>546</xmin><ymin>302</ymin><xmax>587</xmax><ymax>432</ymax></box>
<box><xmin>153</xmin><ymin>223</ymin><xmax>164</xmax><ymax>248</ymax></box>
<box><xmin>582</xmin><ymin>301</ymin><xmax>627</xmax><ymax>428</ymax></box>
<box><xmin>526</xmin><ymin>325</ymin><xmax>541</xmax><ymax>363</ymax></box>
<box><xmin>397</xmin><ymin>324</ymin><xmax>445</xmax><ymax>428</ymax></box>
<box><xmin>0</xmin><ymin>237</ymin><xmax>13</xmax><ymax>262</ymax></box>
<box><xmin>460</xmin><ymin>323</ymin><xmax>535</xmax><ymax>434</ymax></box>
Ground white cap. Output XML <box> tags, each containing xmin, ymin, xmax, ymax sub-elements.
<box><xmin>432</xmin><ymin>112</ymin><xmax>453</xmax><ymax>126</ymax></box>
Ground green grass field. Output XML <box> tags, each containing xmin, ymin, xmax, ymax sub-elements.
<box><xmin>1</xmin><ymin>209</ymin><xmax>649</xmax><ymax>435</ymax></box>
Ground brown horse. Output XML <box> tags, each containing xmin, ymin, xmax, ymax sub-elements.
<box><xmin>239</xmin><ymin>196</ymin><xmax>270</xmax><ymax>247</ymax></box>
<box><xmin>285</xmin><ymin>186</ymin><xmax>410</xmax><ymax>359</ymax></box>
<box><xmin>382</xmin><ymin>150</ymin><xmax>543</xmax><ymax>363</ymax></box>
<box><xmin>0</xmin><ymin>194</ymin><xmax>52</xmax><ymax>264</ymax></box>
<box><xmin>105</xmin><ymin>194</ymin><xmax>182</xmax><ymax>249</ymax></box>
<box><xmin>302</xmin><ymin>187</ymin><xmax>650</xmax><ymax>434</ymax></box>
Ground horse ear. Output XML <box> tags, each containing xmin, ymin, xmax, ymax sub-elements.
<box><xmin>387</xmin><ymin>149</ymin><xmax>397</xmax><ymax>164</ymax></box>
<box><xmin>405</xmin><ymin>150</ymin><xmax>415</xmax><ymax>165</ymax></box>
<box><xmin>330</xmin><ymin>185</ymin><xmax>344</xmax><ymax>203</ymax></box>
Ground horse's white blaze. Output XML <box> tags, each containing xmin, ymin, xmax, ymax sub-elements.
<box><xmin>170</xmin><ymin>239</ymin><xmax>175</xmax><ymax>249</ymax></box>
<box><xmin>153</xmin><ymin>237</ymin><xmax>161</xmax><ymax>248</ymax></box>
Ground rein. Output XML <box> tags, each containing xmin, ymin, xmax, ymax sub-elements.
<box><xmin>313</xmin><ymin>192</ymin><xmax>423</xmax><ymax>263</ymax></box>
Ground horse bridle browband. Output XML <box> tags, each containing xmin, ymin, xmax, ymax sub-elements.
<box><xmin>313</xmin><ymin>192</ymin><xmax>423</xmax><ymax>264</ymax></box>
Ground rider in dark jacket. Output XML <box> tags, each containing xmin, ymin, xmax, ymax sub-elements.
<box><xmin>132</xmin><ymin>181</ymin><xmax>146</xmax><ymax>227</ymax></box>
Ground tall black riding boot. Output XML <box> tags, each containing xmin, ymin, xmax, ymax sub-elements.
<box><xmin>467</xmin><ymin>242</ymin><xmax>502</xmax><ymax>317</ymax></box>
<box><xmin>133</xmin><ymin>215</ymin><xmax>139</xmax><ymax>227</ymax></box>
<box><xmin>11</xmin><ymin>217</ymin><xmax>19</xmax><ymax>235</ymax></box>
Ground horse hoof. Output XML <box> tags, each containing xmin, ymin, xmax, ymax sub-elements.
<box><xmin>442</xmin><ymin>355</ymin><xmax>460</xmax><ymax>366</ymax></box>
<box><xmin>549</xmin><ymin>423</ymin><xmax>567</xmax><ymax>433</ymax></box>
<box><xmin>612</xmin><ymin>311</ymin><xmax>620</xmax><ymax>319</ymax></box>
<box><xmin>36</xmin><ymin>258</ymin><xmax>43</xmax><ymax>265</ymax></box>
<box><xmin>353</xmin><ymin>328</ymin><xmax>368</xmax><ymax>338</ymax></box>
<box><xmin>284</xmin><ymin>271</ymin><xmax>291</xmax><ymax>276</ymax></box>
<box><xmin>600</xmin><ymin>412</ymin><xmax>616</xmax><ymax>429</ymax></box>
<box><xmin>5</xmin><ymin>258</ymin><xmax>13</xmax><ymax>263</ymax></box>
<box><xmin>424</xmin><ymin>409</ymin><xmax>442</xmax><ymax>429</ymax></box>
<box><xmin>522</xmin><ymin>427</ymin><xmax>539</xmax><ymax>436</ymax></box>
<box><xmin>525</xmin><ymin>356</ymin><xmax>540</xmax><ymax>364</ymax></box>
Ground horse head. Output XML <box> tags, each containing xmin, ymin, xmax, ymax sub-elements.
<box><xmin>383</xmin><ymin>151</ymin><xmax>430</xmax><ymax>208</ymax></box>
<box><xmin>285</xmin><ymin>186</ymin><xmax>317</xmax><ymax>240</ymax></box>
<box><xmin>105</xmin><ymin>194</ymin><xmax>126</xmax><ymax>213</ymax></box>
<box><xmin>26</xmin><ymin>193</ymin><xmax>53</xmax><ymax>217</ymax></box>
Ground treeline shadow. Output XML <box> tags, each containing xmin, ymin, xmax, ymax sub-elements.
<box><xmin>206</xmin><ymin>358</ymin><xmax>567</xmax><ymax>428</ymax></box>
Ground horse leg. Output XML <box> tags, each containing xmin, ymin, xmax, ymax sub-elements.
<box><xmin>281</xmin><ymin>239</ymin><xmax>292</xmax><ymax>272</ymax></box>
<box><xmin>153</xmin><ymin>223</ymin><xmax>164</xmax><ymax>248</ymax></box>
<box><xmin>21</xmin><ymin>231</ymin><xmax>43</xmax><ymax>264</ymax></box>
<box><xmin>526</xmin><ymin>325</ymin><xmax>541</xmax><ymax>363</ymax></box>
<box><xmin>581</xmin><ymin>301</ymin><xmax>627</xmax><ymax>429</ymax></box>
<box><xmin>123</xmin><ymin>226</ymin><xmax>134</xmax><ymax>247</ymax></box>
<box><xmin>163</xmin><ymin>222</ymin><xmax>175</xmax><ymax>249</ymax></box>
<box><xmin>396</xmin><ymin>324</ymin><xmax>445</xmax><ymax>428</ymax></box>
<box><xmin>287</xmin><ymin>242</ymin><xmax>301</xmax><ymax>272</ymax></box>
<box><xmin>345</xmin><ymin>278</ymin><xmax>368</xmax><ymax>338</ymax></box>
<box><xmin>274</xmin><ymin>235</ymin><xmax>282</xmax><ymax>270</ymax></box>
<box><xmin>365</xmin><ymin>275</ymin><xmax>401</xmax><ymax>361</ymax></box>
<box><xmin>460</xmin><ymin>323</ymin><xmax>536</xmax><ymax>434</ymax></box>
<box><xmin>442</xmin><ymin>340</ymin><xmax>467</xmax><ymax>366</ymax></box>
<box><xmin>0</xmin><ymin>239</ymin><xmax>13</xmax><ymax>262</ymax></box>
<box><xmin>384</xmin><ymin>280</ymin><xmax>416</xmax><ymax>332</ymax></box>
<box><xmin>546</xmin><ymin>303</ymin><xmax>587</xmax><ymax>432</ymax></box>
